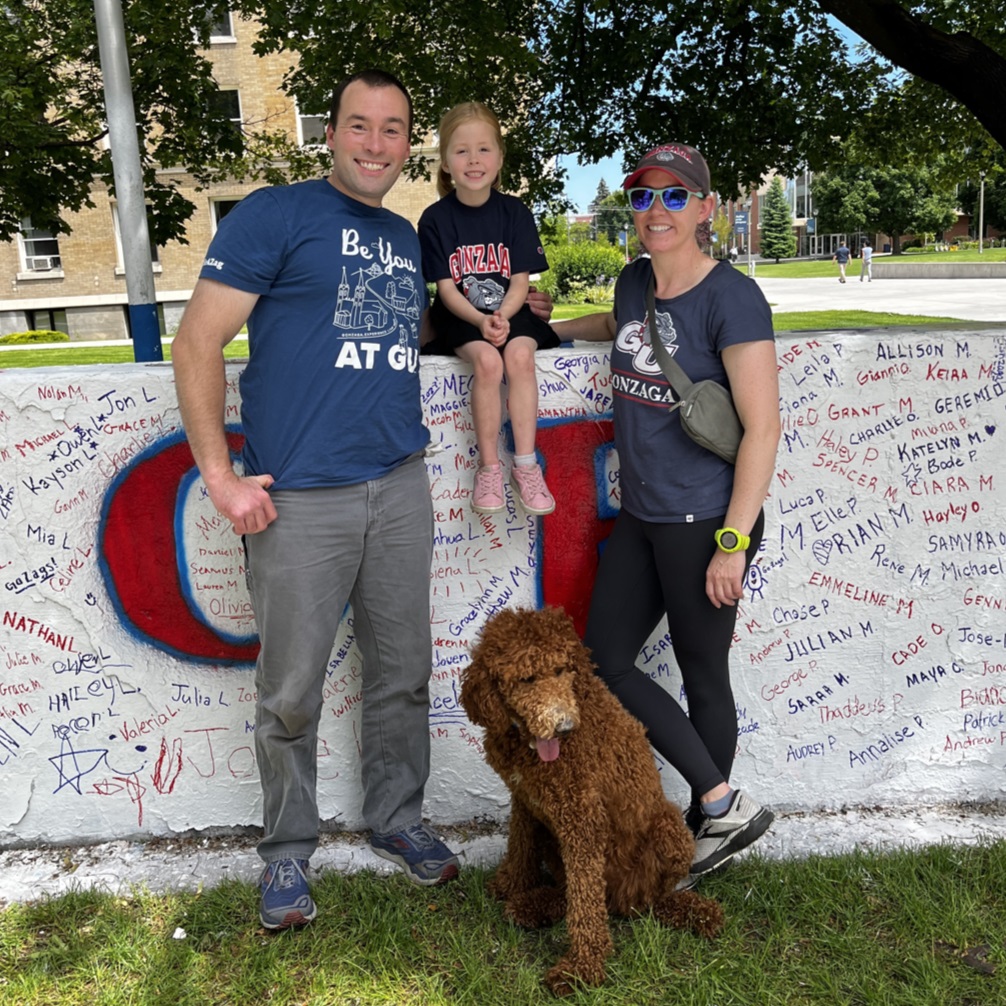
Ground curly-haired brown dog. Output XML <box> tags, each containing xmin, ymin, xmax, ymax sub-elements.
<box><xmin>460</xmin><ymin>606</ymin><xmax>723</xmax><ymax>996</ymax></box>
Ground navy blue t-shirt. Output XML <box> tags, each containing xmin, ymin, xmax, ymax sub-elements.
<box><xmin>610</xmin><ymin>258</ymin><xmax>774</xmax><ymax>522</ymax></box>
<box><xmin>199</xmin><ymin>180</ymin><xmax>429</xmax><ymax>489</ymax></box>
<box><xmin>418</xmin><ymin>189</ymin><xmax>548</xmax><ymax>312</ymax></box>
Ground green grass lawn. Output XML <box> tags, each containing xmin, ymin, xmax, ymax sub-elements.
<box><xmin>4</xmin><ymin>841</ymin><xmax>1006</xmax><ymax>1005</ymax></box>
<box><xmin>735</xmin><ymin>247</ymin><xmax>1006</xmax><ymax>279</ymax></box>
<box><xmin>0</xmin><ymin>306</ymin><xmax>976</xmax><ymax>371</ymax></box>
<box><xmin>548</xmin><ymin>303</ymin><xmax>963</xmax><ymax>334</ymax></box>
<box><xmin>0</xmin><ymin>340</ymin><xmax>250</xmax><ymax>369</ymax></box>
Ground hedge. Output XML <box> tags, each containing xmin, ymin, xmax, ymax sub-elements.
<box><xmin>536</xmin><ymin>243</ymin><xmax>627</xmax><ymax>301</ymax></box>
<box><xmin>0</xmin><ymin>330</ymin><xmax>70</xmax><ymax>345</ymax></box>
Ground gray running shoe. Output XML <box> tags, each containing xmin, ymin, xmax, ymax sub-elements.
<box><xmin>370</xmin><ymin>822</ymin><xmax>460</xmax><ymax>887</ymax></box>
<box><xmin>259</xmin><ymin>858</ymin><xmax>316</xmax><ymax>929</ymax></box>
<box><xmin>690</xmin><ymin>790</ymin><xmax>773</xmax><ymax>876</ymax></box>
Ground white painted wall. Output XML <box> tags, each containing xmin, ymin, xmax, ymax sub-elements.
<box><xmin>1</xmin><ymin>332</ymin><xmax>1004</xmax><ymax>845</ymax></box>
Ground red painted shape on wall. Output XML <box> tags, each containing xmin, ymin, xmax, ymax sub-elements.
<box><xmin>537</xmin><ymin>419</ymin><xmax>615</xmax><ymax>636</ymax></box>
<box><xmin>100</xmin><ymin>432</ymin><xmax>259</xmax><ymax>664</ymax></box>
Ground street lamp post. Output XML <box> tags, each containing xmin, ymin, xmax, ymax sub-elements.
<box><xmin>979</xmin><ymin>174</ymin><xmax>986</xmax><ymax>255</ymax></box>
<box><xmin>94</xmin><ymin>0</ymin><xmax>162</xmax><ymax>361</ymax></box>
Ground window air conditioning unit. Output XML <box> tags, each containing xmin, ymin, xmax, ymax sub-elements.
<box><xmin>27</xmin><ymin>256</ymin><xmax>59</xmax><ymax>271</ymax></box>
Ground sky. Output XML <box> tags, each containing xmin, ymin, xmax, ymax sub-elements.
<box><xmin>556</xmin><ymin>18</ymin><xmax>866</xmax><ymax>214</ymax></box>
<box><xmin>559</xmin><ymin>153</ymin><xmax>626</xmax><ymax>214</ymax></box>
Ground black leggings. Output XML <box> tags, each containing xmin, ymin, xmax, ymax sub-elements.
<box><xmin>583</xmin><ymin>509</ymin><xmax>764</xmax><ymax>801</ymax></box>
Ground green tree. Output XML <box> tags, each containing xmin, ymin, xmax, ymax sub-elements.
<box><xmin>811</xmin><ymin>175</ymin><xmax>879</xmax><ymax>235</ymax></box>
<box><xmin>958</xmin><ymin>162</ymin><xmax>1006</xmax><ymax>236</ymax></box>
<box><xmin>587</xmin><ymin>178</ymin><xmax>611</xmax><ymax>235</ymax></box>
<box><xmin>538</xmin><ymin>208</ymin><xmax>571</xmax><ymax>246</ymax></box>
<box><xmin>240</xmin><ymin>0</ymin><xmax>557</xmax><ymax>203</ymax></box>
<box><xmin>8</xmin><ymin>0</ymin><xmax>1006</xmax><ymax>243</ymax></box>
<box><xmin>760</xmin><ymin>178</ymin><xmax>797</xmax><ymax>262</ymax></box>
<box><xmin>711</xmin><ymin>208</ymin><xmax>733</xmax><ymax>258</ymax></box>
<box><xmin>0</xmin><ymin>1</ymin><xmax>324</xmax><ymax>244</ymax></box>
<box><xmin>814</xmin><ymin>164</ymin><xmax>957</xmax><ymax>253</ymax></box>
<box><xmin>594</xmin><ymin>190</ymin><xmax>635</xmax><ymax>246</ymax></box>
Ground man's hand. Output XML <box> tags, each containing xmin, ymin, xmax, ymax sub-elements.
<box><xmin>207</xmin><ymin>472</ymin><xmax>278</xmax><ymax>535</ymax></box>
<box><xmin>527</xmin><ymin>286</ymin><xmax>554</xmax><ymax>322</ymax></box>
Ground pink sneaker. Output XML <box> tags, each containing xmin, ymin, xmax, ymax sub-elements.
<box><xmin>472</xmin><ymin>464</ymin><xmax>505</xmax><ymax>514</ymax></box>
<box><xmin>510</xmin><ymin>463</ymin><xmax>555</xmax><ymax>516</ymax></box>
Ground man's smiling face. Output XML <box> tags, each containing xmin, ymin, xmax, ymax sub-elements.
<box><xmin>326</xmin><ymin>80</ymin><xmax>411</xmax><ymax>208</ymax></box>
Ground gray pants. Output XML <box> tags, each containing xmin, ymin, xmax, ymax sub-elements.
<box><xmin>245</xmin><ymin>455</ymin><xmax>434</xmax><ymax>862</ymax></box>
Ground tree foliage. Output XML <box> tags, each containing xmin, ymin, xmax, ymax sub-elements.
<box><xmin>958</xmin><ymin>174</ymin><xmax>1006</xmax><ymax>236</ymax></box>
<box><xmin>6</xmin><ymin>0</ymin><xmax>1006</xmax><ymax>244</ymax></box>
<box><xmin>0</xmin><ymin>1</ymin><xmax>327</xmax><ymax>244</ymax></box>
<box><xmin>760</xmin><ymin>177</ymin><xmax>797</xmax><ymax>262</ymax></box>
<box><xmin>814</xmin><ymin>162</ymin><xmax>957</xmax><ymax>252</ymax></box>
<box><xmin>593</xmin><ymin>188</ymin><xmax>635</xmax><ymax>245</ymax></box>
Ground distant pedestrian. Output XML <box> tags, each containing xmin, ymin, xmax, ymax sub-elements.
<box><xmin>860</xmin><ymin>241</ymin><xmax>873</xmax><ymax>282</ymax></box>
<box><xmin>833</xmin><ymin>242</ymin><xmax>850</xmax><ymax>283</ymax></box>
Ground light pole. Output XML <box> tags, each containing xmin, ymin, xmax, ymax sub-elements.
<box><xmin>94</xmin><ymin>0</ymin><xmax>162</xmax><ymax>361</ymax></box>
<box><xmin>979</xmin><ymin>173</ymin><xmax>986</xmax><ymax>255</ymax></box>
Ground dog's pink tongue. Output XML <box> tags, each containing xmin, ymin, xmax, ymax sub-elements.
<box><xmin>535</xmin><ymin>737</ymin><xmax>560</xmax><ymax>762</ymax></box>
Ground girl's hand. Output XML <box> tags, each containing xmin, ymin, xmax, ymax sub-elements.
<box><xmin>481</xmin><ymin>311</ymin><xmax>509</xmax><ymax>347</ymax></box>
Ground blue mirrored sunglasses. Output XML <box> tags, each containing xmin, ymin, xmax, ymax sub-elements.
<box><xmin>627</xmin><ymin>186</ymin><xmax>704</xmax><ymax>212</ymax></box>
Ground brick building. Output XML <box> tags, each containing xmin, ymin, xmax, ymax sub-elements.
<box><xmin>1</xmin><ymin>9</ymin><xmax>438</xmax><ymax>341</ymax></box>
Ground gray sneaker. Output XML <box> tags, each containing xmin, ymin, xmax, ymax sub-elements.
<box><xmin>370</xmin><ymin>822</ymin><xmax>460</xmax><ymax>887</ymax></box>
<box><xmin>690</xmin><ymin>790</ymin><xmax>773</xmax><ymax>876</ymax></box>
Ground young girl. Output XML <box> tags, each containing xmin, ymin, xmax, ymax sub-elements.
<box><xmin>418</xmin><ymin>102</ymin><xmax>558</xmax><ymax>516</ymax></box>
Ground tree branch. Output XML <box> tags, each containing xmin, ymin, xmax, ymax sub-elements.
<box><xmin>819</xmin><ymin>0</ymin><xmax>1006</xmax><ymax>148</ymax></box>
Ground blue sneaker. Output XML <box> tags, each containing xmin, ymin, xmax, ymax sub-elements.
<box><xmin>369</xmin><ymin>822</ymin><xmax>460</xmax><ymax>886</ymax></box>
<box><xmin>259</xmin><ymin>858</ymin><xmax>316</xmax><ymax>930</ymax></box>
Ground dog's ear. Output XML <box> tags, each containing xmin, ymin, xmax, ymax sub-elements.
<box><xmin>459</xmin><ymin>658</ymin><xmax>510</xmax><ymax>734</ymax></box>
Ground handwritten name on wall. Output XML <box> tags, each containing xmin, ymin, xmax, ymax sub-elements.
<box><xmin>0</xmin><ymin>333</ymin><xmax>1004</xmax><ymax>844</ymax></box>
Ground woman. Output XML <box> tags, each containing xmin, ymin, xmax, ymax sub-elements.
<box><xmin>553</xmin><ymin>144</ymin><xmax>780</xmax><ymax>885</ymax></box>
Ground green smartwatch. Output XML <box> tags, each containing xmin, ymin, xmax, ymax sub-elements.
<box><xmin>714</xmin><ymin>527</ymin><xmax>750</xmax><ymax>554</ymax></box>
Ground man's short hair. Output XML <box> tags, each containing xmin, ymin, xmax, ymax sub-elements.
<box><xmin>328</xmin><ymin>70</ymin><xmax>414</xmax><ymax>136</ymax></box>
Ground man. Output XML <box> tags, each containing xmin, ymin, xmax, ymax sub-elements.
<box><xmin>173</xmin><ymin>69</ymin><xmax>459</xmax><ymax>931</ymax></box>
<box><xmin>860</xmin><ymin>240</ymin><xmax>873</xmax><ymax>282</ymax></box>
<box><xmin>833</xmin><ymin>241</ymin><xmax>851</xmax><ymax>283</ymax></box>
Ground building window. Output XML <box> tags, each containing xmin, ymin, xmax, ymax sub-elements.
<box><xmin>297</xmin><ymin>106</ymin><xmax>327</xmax><ymax>146</ymax></box>
<box><xmin>211</xmin><ymin>89</ymin><xmax>243</xmax><ymax>138</ymax></box>
<box><xmin>28</xmin><ymin>308</ymin><xmax>69</xmax><ymax>334</ymax></box>
<box><xmin>112</xmin><ymin>205</ymin><xmax>161</xmax><ymax>270</ymax></box>
<box><xmin>208</xmin><ymin>5</ymin><xmax>234</xmax><ymax>40</ymax></box>
<box><xmin>20</xmin><ymin>219</ymin><xmax>62</xmax><ymax>272</ymax></box>
<box><xmin>211</xmin><ymin>199</ymin><xmax>242</xmax><ymax>232</ymax></box>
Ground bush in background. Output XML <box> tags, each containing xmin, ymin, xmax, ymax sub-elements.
<box><xmin>541</xmin><ymin>242</ymin><xmax>626</xmax><ymax>301</ymax></box>
<box><xmin>0</xmin><ymin>330</ymin><xmax>70</xmax><ymax>345</ymax></box>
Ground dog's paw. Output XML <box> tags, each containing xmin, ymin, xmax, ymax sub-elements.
<box><xmin>487</xmin><ymin>870</ymin><xmax>524</xmax><ymax>902</ymax></box>
<box><xmin>655</xmin><ymin>890</ymin><xmax>725</xmax><ymax>938</ymax></box>
<box><xmin>503</xmin><ymin>887</ymin><xmax>566</xmax><ymax>928</ymax></box>
<box><xmin>545</xmin><ymin>956</ymin><xmax>605</xmax><ymax>997</ymax></box>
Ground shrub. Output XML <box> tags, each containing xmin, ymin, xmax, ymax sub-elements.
<box><xmin>543</xmin><ymin>242</ymin><xmax>626</xmax><ymax>300</ymax></box>
<box><xmin>0</xmin><ymin>329</ymin><xmax>70</xmax><ymax>345</ymax></box>
<box><xmin>530</xmin><ymin>270</ymin><xmax>557</xmax><ymax>299</ymax></box>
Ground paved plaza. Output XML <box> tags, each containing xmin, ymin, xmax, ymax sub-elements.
<box><xmin>755</xmin><ymin>273</ymin><xmax>1006</xmax><ymax>324</ymax></box>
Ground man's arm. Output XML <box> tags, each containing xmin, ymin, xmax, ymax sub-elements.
<box><xmin>550</xmin><ymin>310</ymin><xmax>617</xmax><ymax>342</ymax></box>
<box><xmin>172</xmin><ymin>278</ymin><xmax>277</xmax><ymax>534</ymax></box>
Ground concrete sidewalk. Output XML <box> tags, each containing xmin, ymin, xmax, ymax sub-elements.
<box><xmin>4</xmin><ymin>805</ymin><xmax>1006</xmax><ymax>906</ymax></box>
<box><xmin>755</xmin><ymin>275</ymin><xmax>1006</xmax><ymax>323</ymax></box>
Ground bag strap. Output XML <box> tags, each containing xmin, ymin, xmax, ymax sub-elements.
<box><xmin>645</xmin><ymin>274</ymin><xmax>695</xmax><ymax>405</ymax></box>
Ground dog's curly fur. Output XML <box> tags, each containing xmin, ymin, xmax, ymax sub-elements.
<box><xmin>460</xmin><ymin>606</ymin><xmax>723</xmax><ymax>996</ymax></box>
